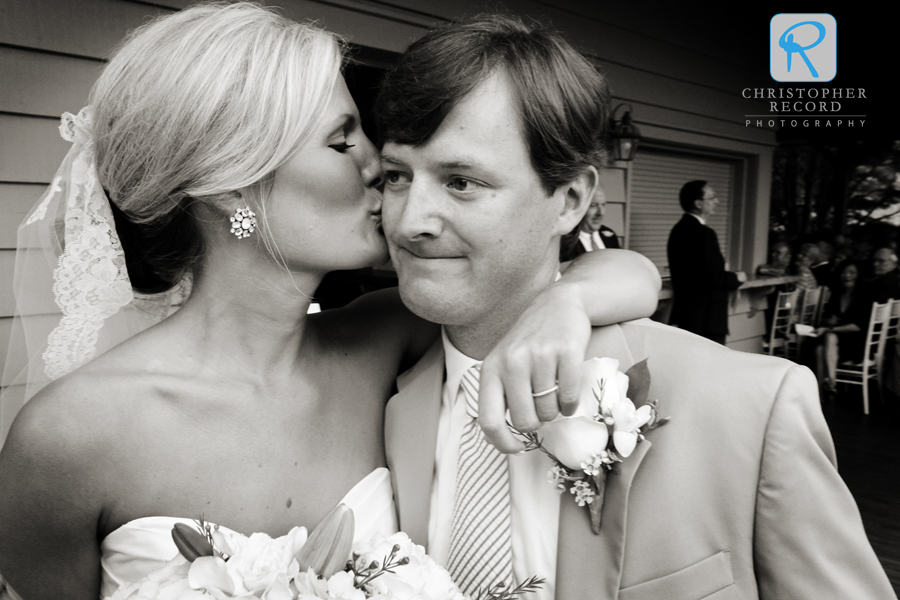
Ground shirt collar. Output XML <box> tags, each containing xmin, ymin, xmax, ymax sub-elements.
<box><xmin>579</xmin><ymin>230</ymin><xmax>604</xmax><ymax>249</ymax></box>
<box><xmin>442</xmin><ymin>328</ymin><xmax>480</xmax><ymax>407</ymax></box>
<box><xmin>686</xmin><ymin>212</ymin><xmax>706</xmax><ymax>225</ymax></box>
<box><xmin>441</xmin><ymin>271</ymin><xmax>561</xmax><ymax>404</ymax></box>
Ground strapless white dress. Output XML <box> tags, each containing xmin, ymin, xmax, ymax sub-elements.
<box><xmin>99</xmin><ymin>468</ymin><xmax>397</xmax><ymax>598</ymax></box>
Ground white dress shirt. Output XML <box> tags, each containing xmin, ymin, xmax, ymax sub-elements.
<box><xmin>428</xmin><ymin>329</ymin><xmax>560</xmax><ymax>600</ymax></box>
<box><xmin>578</xmin><ymin>229</ymin><xmax>605</xmax><ymax>251</ymax></box>
<box><xmin>686</xmin><ymin>212</ymin><xmax>706</xmax><ymax>225</ymax></box>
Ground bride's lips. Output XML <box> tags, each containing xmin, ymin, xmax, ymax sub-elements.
<box><xmin>370</xmin><ymin>210</ymin><xmax>383</xmax><ymax>233</ymax></box>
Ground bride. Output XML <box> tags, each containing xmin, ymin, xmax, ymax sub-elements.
<box><xmin>0</xmin><ymin>3</ymin><xmax>660</xmax><ymax>599</ymax></box>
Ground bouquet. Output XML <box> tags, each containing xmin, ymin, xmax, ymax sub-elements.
<box><xmin>107</xmin><ymin>505</ymin><xmax>542</xmax><ymax>600</ymax></box>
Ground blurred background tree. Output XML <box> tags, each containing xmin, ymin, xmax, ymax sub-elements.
<box><xmin>846</xmin><ymin>140</ymin><xmax>900</xmax><ymax>228</ymax></box>
<box><xmin>770</xmin><ymin>139</ymin><xmax>900</xmax><ymax>248</ymax></box>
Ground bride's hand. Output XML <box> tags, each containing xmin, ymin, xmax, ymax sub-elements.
<box><xmin>477</xmin><ymin>249</ymin><xmax>661</xmax><ymax>453</ymax></box>
<box><xmin>478</xmin><ymin>284</ymin><xmax>591</xmax><ymax>453</ymax></box>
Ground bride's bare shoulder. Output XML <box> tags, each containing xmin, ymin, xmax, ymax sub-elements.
<box><xmin>5</xmin><ymin>369</ymin><xmax>154</xmax><ymax>459</ymax></box>
<box><xmin>4</xmin><ymin>337</ymin><xmax>191</xmax><ymax>460</ymax></box>
<box><xmin>0</xmin><ymin>357</ymin><xmax>173</xmax><ymax>540</ymax></box>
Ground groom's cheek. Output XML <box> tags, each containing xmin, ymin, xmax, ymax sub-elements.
<box><xmin>380</xmin><ymin>186</ymin><xmax>401</xmax><ymax>235</ymax></box>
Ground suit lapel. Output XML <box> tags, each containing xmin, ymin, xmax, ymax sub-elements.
<box><xmin>556</xmin><ymin>324</ymin><xmax>650</xmax><ymax>600</ymax></box>
<box><xmin>386</xmin><ymin>324</ymin><xmax>651</xmax><ymax>597</ymax></box>
<box><xmin>384</xmin><ymin>339</ymin><xmax>445</xmax><ymax>546</ymax></box>
<box><xmin>556</xmin><ymin>441</ymin><xmax>650</xmax><ymax>599</ymax></box>
<box><xmin>583</xmin><ymin>323</ymin><xmax>636</xmax><ymax>371</ymax></box>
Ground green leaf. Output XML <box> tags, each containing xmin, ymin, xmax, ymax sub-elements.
<box><xmin>624</xmin><ymin>358</ymin><xmax>651</xmax><ymax>408</ymax></box>
<box><xmin>171</xmin><ymin>522</ymin><xmax>214</xmax><ymax>562</ymax></box>
<box><xmin>295</xmin><ymin>503</ymin><xmax>355</xmax><ymax>578</ymax></box>
<box><xmin>589</xmin><ymin>470</ymin><xmax>608</xmax><ymax>535</ymax></box>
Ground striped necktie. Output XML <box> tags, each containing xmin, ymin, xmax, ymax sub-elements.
<box><xmin>447</xmin><ymin>363</ymin><xmax>513</xmax><ymax>597</ymax></box>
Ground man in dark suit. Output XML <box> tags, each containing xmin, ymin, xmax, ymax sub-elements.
<box><xmin>810</xmin><ymin>239</ymin><xmax>835</xmax><ymax>288</ymax></box>
<box><xmin>561</xmin><ymin>184</ymin><xmax>620</xmax><ymax>261</ymax></box>
<box><xmin>667</xmin><ymin>180</ymin><xmax>746</xmax><ymax>344</ymax></box>
<box><xmin>866</xmin><ymin>247</ymin><xmax>900</xmax><ymax>303</ymax></box>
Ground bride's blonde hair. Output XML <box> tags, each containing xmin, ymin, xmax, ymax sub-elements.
<box><xmin>90</xmin><ymin>2</ymin><xmax>343</xmax><ymax>292</ymax></box>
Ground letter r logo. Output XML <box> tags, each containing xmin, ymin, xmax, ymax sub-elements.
<box><xmin>771</xmin><ymin>14</ymin><xmax>836</xmax><ymax>82</ymax></box>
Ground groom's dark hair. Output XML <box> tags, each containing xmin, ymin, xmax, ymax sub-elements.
<box><xmin>374</xmin><ymin>14</ymin><xmax>610</xmax><ymax>197</ymax></box>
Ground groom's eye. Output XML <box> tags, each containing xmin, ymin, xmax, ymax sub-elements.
<box><xmin>448</xmin><ymin>177</ymin><xmax>482</xmax><ymax>193</ymax></box>
<box><xmin>384</xmin><ymin>171</ymin><xmax>409</xmax><ymax>185</ymax></box>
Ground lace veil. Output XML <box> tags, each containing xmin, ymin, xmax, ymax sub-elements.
<box><xmin>0</xmin><ymin>108</ymin><xmax>187</xmax><ymax>446</ymax></box>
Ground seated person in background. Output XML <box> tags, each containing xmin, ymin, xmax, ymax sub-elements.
<box><xmin>757</xmin><ymin>240</ymin><xmax>792</xmax><ymax>277</ymax></box>
<box><xmin>831</xmin><ymin>243</ymin><xmax>852</xmax><ymax>273</ymax></box>
<box><xmin>793</xmin><ymin>242</ymin><xmax>821</xmax><ymax>291</ymax></box>
<box><xmin>864</xmin><ymin>247</ymin><xmax>900</xmax><ymax>303</ymax></box>
<box><xmin>561</xmin><ymin>183</ymin><xmax>619</xmax><ymax>261</ymax></box>
<box><xmin>759</xmin><ymin>241</ymin><xmax>794</xmax><ymax>336</ymax></box>
<box><xmin>814</xmin><ymin>260</ymin><xmax>870</xmax><ymax>395</ymax></box>
<box><xmin>852</xmin><ymin>240</ymin><xmax>874</xmax><ymax>271</ymax></box>
<box><xmin>865</xmin><ymin>247</ymin><xmax>900</xmax><ymax>401</ymax></box>
<box><xmin>811</xmin><ymin>239</ymin><xmax>834</xmax><ymax>287</ymax></box>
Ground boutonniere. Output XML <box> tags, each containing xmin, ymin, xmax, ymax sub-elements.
<box><xmin>515</xmin><ymin>357</ymin><xmax>668</xmax><ymax>534</ymax></box>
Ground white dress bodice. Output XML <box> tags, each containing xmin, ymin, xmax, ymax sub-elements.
<box><xmin>99</xmin><ymin>468</ymin><xmax>397</xmax><ymax>598</ymax></box>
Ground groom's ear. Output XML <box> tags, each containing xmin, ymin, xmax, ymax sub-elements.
<box><xmin>552</xmin><ymin>165</ymin><xmax>599</xmax><ymax>236</ymax></box>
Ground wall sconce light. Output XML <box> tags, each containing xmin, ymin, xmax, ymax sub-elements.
<box><xmin>610</xmin><ymin>103</ymin><xmax>641</xmax><ymax>162</ymax></box>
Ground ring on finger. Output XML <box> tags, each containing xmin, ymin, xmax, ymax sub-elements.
<box><xmin>531</xmin><ymin>384</ymin><xmax>559</xmax><ymax>398</ymax></box>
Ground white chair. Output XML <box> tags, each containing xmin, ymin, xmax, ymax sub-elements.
<box><xmin>876</xmin><ymin>298</ymin><xmax>900</xmax><ymax>391</ymax></box>
<box><xmin>791</xmin><ymin>287</ymin><xmax>826</xmax><ymax>358</ymax></box>
<box><xmin>767</xmin><ymin>289</ymin><xmax>799</xmax><ymax>359</ymax></box>
<box><xmin>885</xmin><ymin>297</ymin><xmax>900</xmax><ymax>340</ymax></box>
<box><xmin>835</xmin><ymin>301</ymin><xmax>891</xmax><ymax>414</ymax></box>
<box><xmin>797</xmin><ymin>286</ymin><xmax>824</xmax><ymax>328</ymax></box>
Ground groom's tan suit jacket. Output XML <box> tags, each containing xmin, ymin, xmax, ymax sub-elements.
<box><xmin>385</xmin><ymin>318</ymin><xmax>895</xmax><ymax>600</ymax></box>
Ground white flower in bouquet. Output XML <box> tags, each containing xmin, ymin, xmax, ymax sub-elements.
<box><xmin>109</xmin><ymin>525</ymin><xmax>307</xmax><ymax>600</ymax></box>
<box><xmin>108</xmin><ymin>555</ymin><xmax>195</xmax><ymax>600</ymax></box>
<box><xmin>351</xmin><ymin>533</ymin><xmax>464</xmax><ymax>600</ymax></box>
<box><xmin>106</xmin><ymin>505</ymin><xmax>541</xmax><ymax>600</ymax></box>
<box><xmin>186</xmin><ymin>527</ymin><xmax>307</xmax><ymax>598</ymax></box>
<box><xmin>223</xmin><ymin>529</ymin><xmax>305</xmax><ymax>591</ymax></box>
<box><xmin>325</xmin><ymin>571</ymin><xmax>366</xmax><ymax>600</ymax></box>
<box><xmin>292</xmin><ymin>568</ymin><xmax>329</xmax><ymax>600</ymax></box>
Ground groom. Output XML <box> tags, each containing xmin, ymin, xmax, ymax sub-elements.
<box><xmin>376</xmin><ymin>15</ymin><xmax>895</xmax><ymax>600</ymax></box>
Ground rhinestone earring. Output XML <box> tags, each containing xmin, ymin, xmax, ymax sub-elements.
<box><xmin>229</xmin><ymin>207</ymin><xmax>257</xmax><ymax>239</ymax></box>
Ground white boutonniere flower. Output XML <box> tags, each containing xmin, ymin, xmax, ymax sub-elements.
<box><xmin>515</xmin><ymin>357</ymin><xmax>668</xmax><ymax>534</ymax></box>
